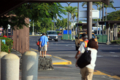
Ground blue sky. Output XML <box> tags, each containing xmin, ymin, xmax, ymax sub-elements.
<box><xmin>59</xmin><ymin>0</ymin><xmax>120</xmax><ymax>20</ymax></box>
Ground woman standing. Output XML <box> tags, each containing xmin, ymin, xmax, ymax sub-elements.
<box><xmin>76</xmin><ymin>38</ymin><xmax>98</xmax><ymax>80</ymax></box>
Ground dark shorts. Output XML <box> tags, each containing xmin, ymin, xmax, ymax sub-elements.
<box><xmin>38</xmin><ymin>46</ymin><xmax>41</xmax><ymax>51</ymax></box>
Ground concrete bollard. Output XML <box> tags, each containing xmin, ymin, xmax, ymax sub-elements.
<box><xmin>0</xmin><ymin>52</ymin><xmax>8</xmax><ymax>80</ymax></box>
<box><xmin>22</xmin><ymin>51</ymin><xmax>38</xmax><ymax>80</ymax></box>
<box><xmin>0</xmin><ymin>52</ymin><xmax>8</xmax><ymax>58</ymax></box>
<box><xmin>1</xmin><ymin>53</ymin><xmax>20</xmax><ymax>80</ymax></box>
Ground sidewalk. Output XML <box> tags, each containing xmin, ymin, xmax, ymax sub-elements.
<box><xmin>11</xmin><ymin>49</ymin><xmax>120</xmax><ymax>80</ymax></box>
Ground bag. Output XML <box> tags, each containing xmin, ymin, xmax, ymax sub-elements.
<box><xmin>37</xmin><ymin>41</ymin><xmax>40</xmax><ymax>46</ymax></box>
<box><xmin>76</xmin><ymin>50</ymin><xmax>91</xmax><ymax>68</ymax></box>
<box><xmin>37</xmin><ymin>38</ymin><xmax>40</xmax><ymax>46</ymax></box>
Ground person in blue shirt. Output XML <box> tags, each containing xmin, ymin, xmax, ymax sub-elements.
<box><xmin>39</xmin><ymin>33</ymin><xmax>49</xmax><ymax>58</ymax></box>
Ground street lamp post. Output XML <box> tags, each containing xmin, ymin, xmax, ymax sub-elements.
<box><xmin>32</xmin><ymin>20</ymin><xmax>34</xmax><ymax>35</ymax></box>
<box><xmin>77</xmin><ymin>2</ymin><xmax>79</xmax><ymax>35</ymax></box>
<box><xmin>102</xmin><ymin>3</ymin><xmax>104</xmax><ymax>34</ymax></box>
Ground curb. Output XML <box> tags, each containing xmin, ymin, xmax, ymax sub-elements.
<box><xmin>61</xmin><ymin>40</ymin><xmax>75</xmax><ymax>42</ymax></box>
<box><xmin>29</xmin><ymin>35</ymin><xmax>41</xmax><ymax>36</ymax></box>
<box><xmin>30</xmin><ymin>48</ymin><xmax>72</xmax><ymax>65</ymax></box>
<box><xmin>52</xmin><ymin>56</ymin><xmax>72</xmax><ymax>65</ymax></box>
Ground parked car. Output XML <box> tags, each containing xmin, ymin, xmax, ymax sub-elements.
<box><xmin>46</xmin><ymin>30</ymin><xmax>58</xmax><ymax>41</ymax></box>
<box><xmin>36</xmin><ymin>32</ymin><xmax>42</xmax><ymax>36</ymax></box>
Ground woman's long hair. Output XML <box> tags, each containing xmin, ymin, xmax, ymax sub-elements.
<box><xmin>87</xmin><ymin>38</ymin><xmax>98</xmax><ymax>50</ymax></box>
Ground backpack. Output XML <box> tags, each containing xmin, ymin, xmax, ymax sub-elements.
<box><xmin>76</xmin><ymin>50</ymin><xmax>91</xmax><ymax>69</ymax></box>
<box><xmin>37</xmin><ymin>38</ymin><xmax>40</xmax><ymax>46</ymax></box>
<box><xmin>37</xmin><ymin>41</ymin><xmax>40</xmax><ymax>46</ymax></box>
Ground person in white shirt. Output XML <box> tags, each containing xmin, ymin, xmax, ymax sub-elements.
<box><xmin>76</xmin><ymin>38</ymin><xmax>98</xmax><ymax>80</ymax></box>
<box><xmin>75</xmin><ymin>34</ymin><xmax>88</xmax><ymax>59</ymax></box>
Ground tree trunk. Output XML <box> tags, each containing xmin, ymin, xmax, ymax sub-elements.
<box><xmin>100</xmin><ymin>9</ymin><xmax>102</xmax><ymax>35</ymax></box>
<box><xmin>73</xmin><ymin>18</ymin><xmax>75</xmax><ymax>39</ymax></box>
<box><xmin>97</xmin><ymin>6</ymin><xmax>98</xmax><ymax>35</ymax></box>
<box><xmin>3</xmin><ymin>29</ymin><xmax>6</xmax><ymax>36</ymax></box>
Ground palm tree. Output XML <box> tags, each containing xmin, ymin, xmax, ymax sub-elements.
<box><xmin>98</xmin><ymin>1</ymin><xmax>116</xmax><ymax>21</ymax></box>
<box><xmin>65</xmin><ymin>6</ymin><xmax>77</xmax><ymax>39</ymax></box>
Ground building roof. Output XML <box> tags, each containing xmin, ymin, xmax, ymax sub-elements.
<box><xmin>99</xmin><ymin>21</ymin><xmax>120</xmax><ymax>25</ymax></box>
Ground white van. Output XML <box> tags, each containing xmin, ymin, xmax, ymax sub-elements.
<box><xmin>46</xmin><ymin>30</ymin><xmax>58</xmax><ymax>41</ymax></box>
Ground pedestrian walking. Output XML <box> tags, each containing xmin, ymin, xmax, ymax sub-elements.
<box><xmin>75</xmin><ymin>38</ymin><xmax>98</xmax><ymax>80</ymax></box>
<box><xmin>39</xmin><ymin>33</ymin><xmax>49</xmax><ymax>58</ymax></box>
<box><xmin>37</xmin><ymin>34</ymin><xmax>43</xmax><ymax>56</ymax></box>
<box><xmin>75</xmin><ymin>34</ymin><xmax>88</xmax><ymax>59</ymax></box>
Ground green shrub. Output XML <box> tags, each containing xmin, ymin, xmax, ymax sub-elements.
<box><xmin>111</xmin><ymin>40</ymin><xmax>120</xmax><ymax>44</ymax></box>
<box><xmin>1</xmin><ymin>42</ymin><xmax>9</xmax><ymax>53</ymax></box>
<box><xmin>0</xmin><ymin>37</ymin><xmax>13</xmax><ymax>53</ymax></box>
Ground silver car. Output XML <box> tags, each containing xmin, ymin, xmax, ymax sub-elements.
<box><xmin>47</xmin><ymin>30</ymin><xmax>58</xmax><ymax>41</ymax></box>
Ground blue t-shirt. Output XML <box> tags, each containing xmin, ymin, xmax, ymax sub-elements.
<box><xmin>40</xmin><ymin>35</ymin><xmax>48</xmax><ymax>47</ymax></box>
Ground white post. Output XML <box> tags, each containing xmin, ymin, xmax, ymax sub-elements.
<box><xmin>1</xmin><ymin>53</ymin><xmax>19</xmax><ymax>80</ymax></box>
<box><xmin>0</xmin><ymin>52</ymin><xmax>8</xmax><ymax>58</ymax></box>
<box><xmin>0</xmin><ymin>52</ymin><xmax>8</xmax><ymax>80</ymax></box>
<box><xmin>22</xmin><ymin>51</ymin><xmax>38</xmax><ymax>80</ymax></box>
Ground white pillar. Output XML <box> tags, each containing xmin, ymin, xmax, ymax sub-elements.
<box><xmin>0</xmin><ymin>52</ymin><xmax>8</xmax><ymax>80</ymax></box>
<box><xmin>0</xmin><ymin>52</ymin><xmax>8</xmax><ymax>58</ymax></box>
<box><xmin>106</xmin><ymin>24</ymin><xmax>110</xmax><ymax>45</ymax></box>
<box><xmin>22</xmin><ymin>51</ymin><xmax>38</xmax><ymax>80</ymax></box>
<box><xmin>114</xmin><ymin>24</ymin><xmax>118</xmax><ymax>40</ymax></box>
<box><xmin>1</xmin><ymin>53</ymin><xmax>19</xmax><ymax>80</ymax></box>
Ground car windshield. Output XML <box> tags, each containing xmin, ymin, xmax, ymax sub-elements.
<box><xmin>47</xmin><ymin>32</ymin><xmax>57</xmax><ymax>34</ymax></box>
<box><xmin>79</xmin><ymin>34</ymin><xmax>95</xmax><ymax>38</ymax></box>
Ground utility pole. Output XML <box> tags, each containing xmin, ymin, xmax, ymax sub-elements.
<box><xmin>87</xmin><ymin>2</ymin><xmax>92</xmax><ymax>39</ymax></box>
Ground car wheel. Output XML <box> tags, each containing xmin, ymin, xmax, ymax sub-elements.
<box><xmin>55</xmin><ymin>40</ymin><xmax>58</xmax><ymax>42</ymax></box>
<box><xmin>76</xmin><ymin>46</ymin><xmax>78</xmax><ymax>51</ymax></box>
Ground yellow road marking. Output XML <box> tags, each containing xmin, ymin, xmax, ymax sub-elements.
<box><xmin>94</xmin><ymin>70</ymin><xmax>120</xmax><ymax>80</ymax></box>
<box><xmin>31</xmin><ymin>48</ymin><xmax>38</xmax><ymax>51</ymax></box>
<box><xmin>52</xmin><ymin>56</ymin><xmax>72</xmax><ymax>65</ymax></box>
<box><xmin>53</xmin><ymin>56</ymin><xmax>71</xmax><ymax>62</ymax></box>
<box><xmin>53</xmin><ymin>61</ymin><xmax>72</xmax><ymax>65</ymax></box>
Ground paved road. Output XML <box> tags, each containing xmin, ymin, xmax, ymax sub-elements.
<box><xmin>30</xmin><ymin>36</ymin><xmax>120</xmax><ymax>78</ymax></box>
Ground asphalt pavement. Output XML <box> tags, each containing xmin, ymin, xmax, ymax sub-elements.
<box><xmin>28</xmin><ymin>36</ymin><xmax>120</xmax><ymax>80</ymax></box>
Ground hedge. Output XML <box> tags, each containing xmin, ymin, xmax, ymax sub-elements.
<box><xmin>0</xmin><ymin>37</ymin><xmax>13</xmax><ymax>53</ymax></box>
<box><xmin>111</xmin><ymin>40</ymin><xmax>120</xmax><ymax>44</ymax></box>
